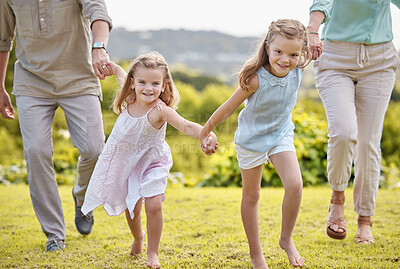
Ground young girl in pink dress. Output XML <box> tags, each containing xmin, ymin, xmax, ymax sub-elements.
<box><xmin>82</xmin><ymin>51</ymin><xmax>217</xmax><ymax>268</ymax></box>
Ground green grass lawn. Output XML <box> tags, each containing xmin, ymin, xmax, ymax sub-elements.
<box><xmin>0</xmin><ymin>184</ymin><xmax>399</xmax><ymax>268</ymax></box>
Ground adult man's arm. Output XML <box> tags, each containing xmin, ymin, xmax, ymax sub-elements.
<box><xmin>0</xmin><ymin>51</ymin><xmax>14</xmax><ymax>119</ymax></box>
<box><xmin>0</xmin><ymin>1</ymin><xmax>16</xmax><ymax>119</ymax></box>
<box><xmin>91</xmin><ymin>20</ymin><xmax>112</xmax><ymax>80</ymax></box>
<box><xmin>80</xmin><ymin>0</ymin><xmax>113</xmax><ymax>79</ymax></box>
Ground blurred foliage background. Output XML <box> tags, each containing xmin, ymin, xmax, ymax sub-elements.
<box><xmin>1</xmin><ymin>48</ymin><xmax>400</xmax><ymax>189</ymax></box>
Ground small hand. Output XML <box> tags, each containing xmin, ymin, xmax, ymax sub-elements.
<box><xmin>316</xmin><ymin>41</ymin><xmax>323</xmax><ymax>57</ymax></box>
<box><xmin>308</xmin><ymin>34</ymin><xmax>323</xmax><ymax>60</ymax></box>
<box><xmin>92</xmin><ymin>48</ymin><xmax>113</xmax><ymax>80</ymax></box>
<box><xmin>106</xmin><ymin>61</ymin><xmax>120</xmax><ymax>76</ymax></box>
<box><xmin>201</xmin><ymin>132</ymin><xmax>218</xmax><ymax>155</ymax></box>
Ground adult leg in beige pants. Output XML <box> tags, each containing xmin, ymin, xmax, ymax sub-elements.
<box><xmin>16</xmin><ymin>95</ymin><xmax>104</xmax><ymax>243</ymax></box>
<box><xmin>314</xmin><ymin>41</ymin><xmax>397</xmax><ymax>243</ymax></box>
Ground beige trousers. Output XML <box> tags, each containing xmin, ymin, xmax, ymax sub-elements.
<box><xmin>313</xmin><ymin>40</ymin><xmax>398</xmax><ymax>216</ymax></box>
<box><xmin>16</xmin><ymin>95</ymin><xmax>105</xmax><ymax>241</ymax></box>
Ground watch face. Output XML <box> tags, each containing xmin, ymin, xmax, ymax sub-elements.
<box><xmin>93</xmin><ymin>41</ymin><xmax>104</xmax><ymax>48</ymax></box>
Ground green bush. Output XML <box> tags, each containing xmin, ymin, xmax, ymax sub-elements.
<box><xmin>0</xmin><ymin>163</ymin><xmax>27</xmax><ymax>184</ymax></box>
<box><xmin>199</xmin><ymin>143</ymin><xmax>242</xmax><ymax>187</ymax></box>
<box><xmin>166</xmin><ymin>135</ymin><xmax>211</xmax><ymax>186</ymax></box>
<box><xmin>382</xmin><ymin>101</ymin><xmax>400</xmax><ymax>167</ymax></box>
<box><xmin>0</xmin><ymin>128</ymin><xmax>23</xmax><ymax>165</ymax></box>
<box><xmin>175</xmin><ymin>81</ymin><xmax>202</xmax><ymax>122</ymax></box>
<box><xmin>172</xmin><ymin>69</ymin><xmax>224</xmax><ymax>91</ymax></box>
<box><xmin>198</xmin><ymin>84</ymin><xmax>240</xmax><ymax>124</ymax></box>
<box><xmin>380</xmin><ymin>160</ymin><xmax>400</xmax><ymax>189</ymax></box>
<box><xmin>293</xmin><ymin>106</ymin><xmax>329</xmax><ymax>186</ymax></box>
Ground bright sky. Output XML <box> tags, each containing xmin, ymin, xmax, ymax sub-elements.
<box><xmin>105</xmin><ymin>0</ymin><xmax>400</xmax><ymax>50</ymax></box>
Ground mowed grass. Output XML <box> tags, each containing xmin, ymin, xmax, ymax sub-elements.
<box><xmin>0</xmin><ymin>184</ymin><xmax>399</xmax><ymax>268</ymax></box>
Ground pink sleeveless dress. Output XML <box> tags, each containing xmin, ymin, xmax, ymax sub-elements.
<box><xmin>81</xmin><ymin>103</ymin><xmax>173</xmax><ymax>219</ymax></box>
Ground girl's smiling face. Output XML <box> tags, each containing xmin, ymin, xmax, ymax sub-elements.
<box><xmin>131</xmin><ymin>67</ymin><xmax>165</xmax><ymax>105</ymax></box>
<box><xmin>265</xmin><ymin>34</ymin><xmax>303</xmax><ymax>78</ymax></box>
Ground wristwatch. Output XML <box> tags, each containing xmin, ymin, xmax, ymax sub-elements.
<box><xmin>92</xmin><ymin>41</ymin><xmax>107</xmax><ymax>52</ymax></box>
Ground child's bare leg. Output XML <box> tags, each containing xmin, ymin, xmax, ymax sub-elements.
<box><xmin>125</xmin><ymin>199</ymin><xmax>145</xmax><ymax>255</ymax></box>
<box><xmin>241</xmin><ymin>165</ymin><xmax>269</xmax><ymax>269</ymax></box>
<box><xmin>145</xmin><ymin>195</ymin><xmax>163</xmax><ymax>268</ymax></box>
<box><xmin>270</xmin><ymin>152</ymin><xmax>304</xmax><ymax>267</ymax></box>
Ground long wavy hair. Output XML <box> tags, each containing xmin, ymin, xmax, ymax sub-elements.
<box><xmin>238</xmin><ymin>19</ymin><xmax>312</xmax><ymax>91</ymax></box>
<box><xmin>113</xmin><ymin>51</ymin><xmax>180</xmax><ymax>114</ymax></box>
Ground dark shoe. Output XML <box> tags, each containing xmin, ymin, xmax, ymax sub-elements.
<box><xmin>45</xmin><ymin>240</ymin><xmax>65</xmax><ymax>252</ymax></box>
<box><xmin>73</xmin><ymin>189</ymin><xmax>94</xmax><ymax>235</ymax></box>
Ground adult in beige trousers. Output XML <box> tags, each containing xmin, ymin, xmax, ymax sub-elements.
<box><xmin>308</xmin><ymin>0</ymin><xmax>399</xmax><ymax>244</ymax></box>
<box><xmin>0</xmin><ymin>0</ymin><xmax>113</xmax><ymax>252</ymax></box>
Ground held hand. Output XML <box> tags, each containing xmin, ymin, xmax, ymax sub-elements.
<box><xmin>200</xmin><ymin>130</ymin><xmax>209</xmax><ymax>154</ymax></box>
<box><xmin>200</xmin><ymin>132</ymin><xmax>218</xmax><ymax>156</ymax></box>
<box><xmin>107</xmin><ymin>61</ymin><xmax>119</xmax><ymax>75</ymax></box>
<box><xmin>92</xmin><ymin>48</ymin><xmax>113</xmax><ymax>80</ymax></box>
<box><xmin>0</xmin><ymin>89</ymin><xmax>15</xmax><ymax>119</ymax></box>
<box><xmin>308</xmin><ymin>33</ymin><xmax>323</xmax><ymax>60</ymax></box>
<box><xmin>317</xmin><ymin>41</ymin><xmax>323</xmax><ymax>57</ymax></box>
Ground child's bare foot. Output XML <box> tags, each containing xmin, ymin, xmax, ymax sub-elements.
<box><xmin>251</xmin><ymin>256</ymin><xmax>269</xmax><ymax>269</ymax></box>
<box><xmin>131</xmin><ymin>230</ymin><xmax>146</xmax><ymax>255</ymax></box>
<box><xmin>147</xmin><ymin>251</ymin><xmax>160</xmax><ymax>268</ymax></box>
<box><xmin>279</xmin><ymin>238</ymin><xmax>304</xmax><ymax>267</ymax></box>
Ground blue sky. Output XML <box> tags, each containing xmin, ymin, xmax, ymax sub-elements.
<box><xmin>105</xmin><ymin>0</ymin><xmax>400</xmax><ymax>50</ymax></box>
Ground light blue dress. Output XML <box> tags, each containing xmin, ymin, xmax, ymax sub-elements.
<box><xmin>234</xmin><ymin>66</ymin><xmax>302</xmax><ymax>152</ymax></box>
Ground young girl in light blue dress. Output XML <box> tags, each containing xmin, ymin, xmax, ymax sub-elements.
<box><xmin>200</xmin><ymin>19</ymin><xmax>313</xmax><ymax>268</ymax></box>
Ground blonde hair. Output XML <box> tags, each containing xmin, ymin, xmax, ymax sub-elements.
<box><xmin>113</xmin><ymin>51</ymin><xmax>180</xmax><ymax>114</ymax></box>
<box><xmin>238</xmin><ymin>19</ymin><xmax>311</xmax><ymax>91</ymax></box>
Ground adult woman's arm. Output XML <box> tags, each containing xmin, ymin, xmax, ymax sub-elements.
<box><xmin>307</xmin><ymin>11</ymin><xmax>325</xmax><ymax>60</ymax></box>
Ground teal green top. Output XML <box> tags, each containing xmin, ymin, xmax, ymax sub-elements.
<box><xmin>310</xmin><ymin>0</ymin><xmax>400</xmax><ymax>44</ymax></box>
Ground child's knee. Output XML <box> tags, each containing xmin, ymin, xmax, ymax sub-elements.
<box><xmin>285</xmin><ymin>178</ymin><xmax>303</xmax><ymax>195</ymax></box>
<box><xmin>242</xmin><ymin>190</ymin><xmax>260</xmax><ymax>205</ymax></box>
<box><xmin>145</xmin><ymin>198</ymin><xmax>162</xmax><ymax>216</ymax></box>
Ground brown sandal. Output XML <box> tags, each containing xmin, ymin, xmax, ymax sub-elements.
<box><xmin>326</xmin><ymin>197</ymin><xmax>346</xmax><ymax>240</ymax></box>
<box><xmin>355</xmin><ymin>216</ymin><xmax>374</xmax><ymax>244</ymax></box>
